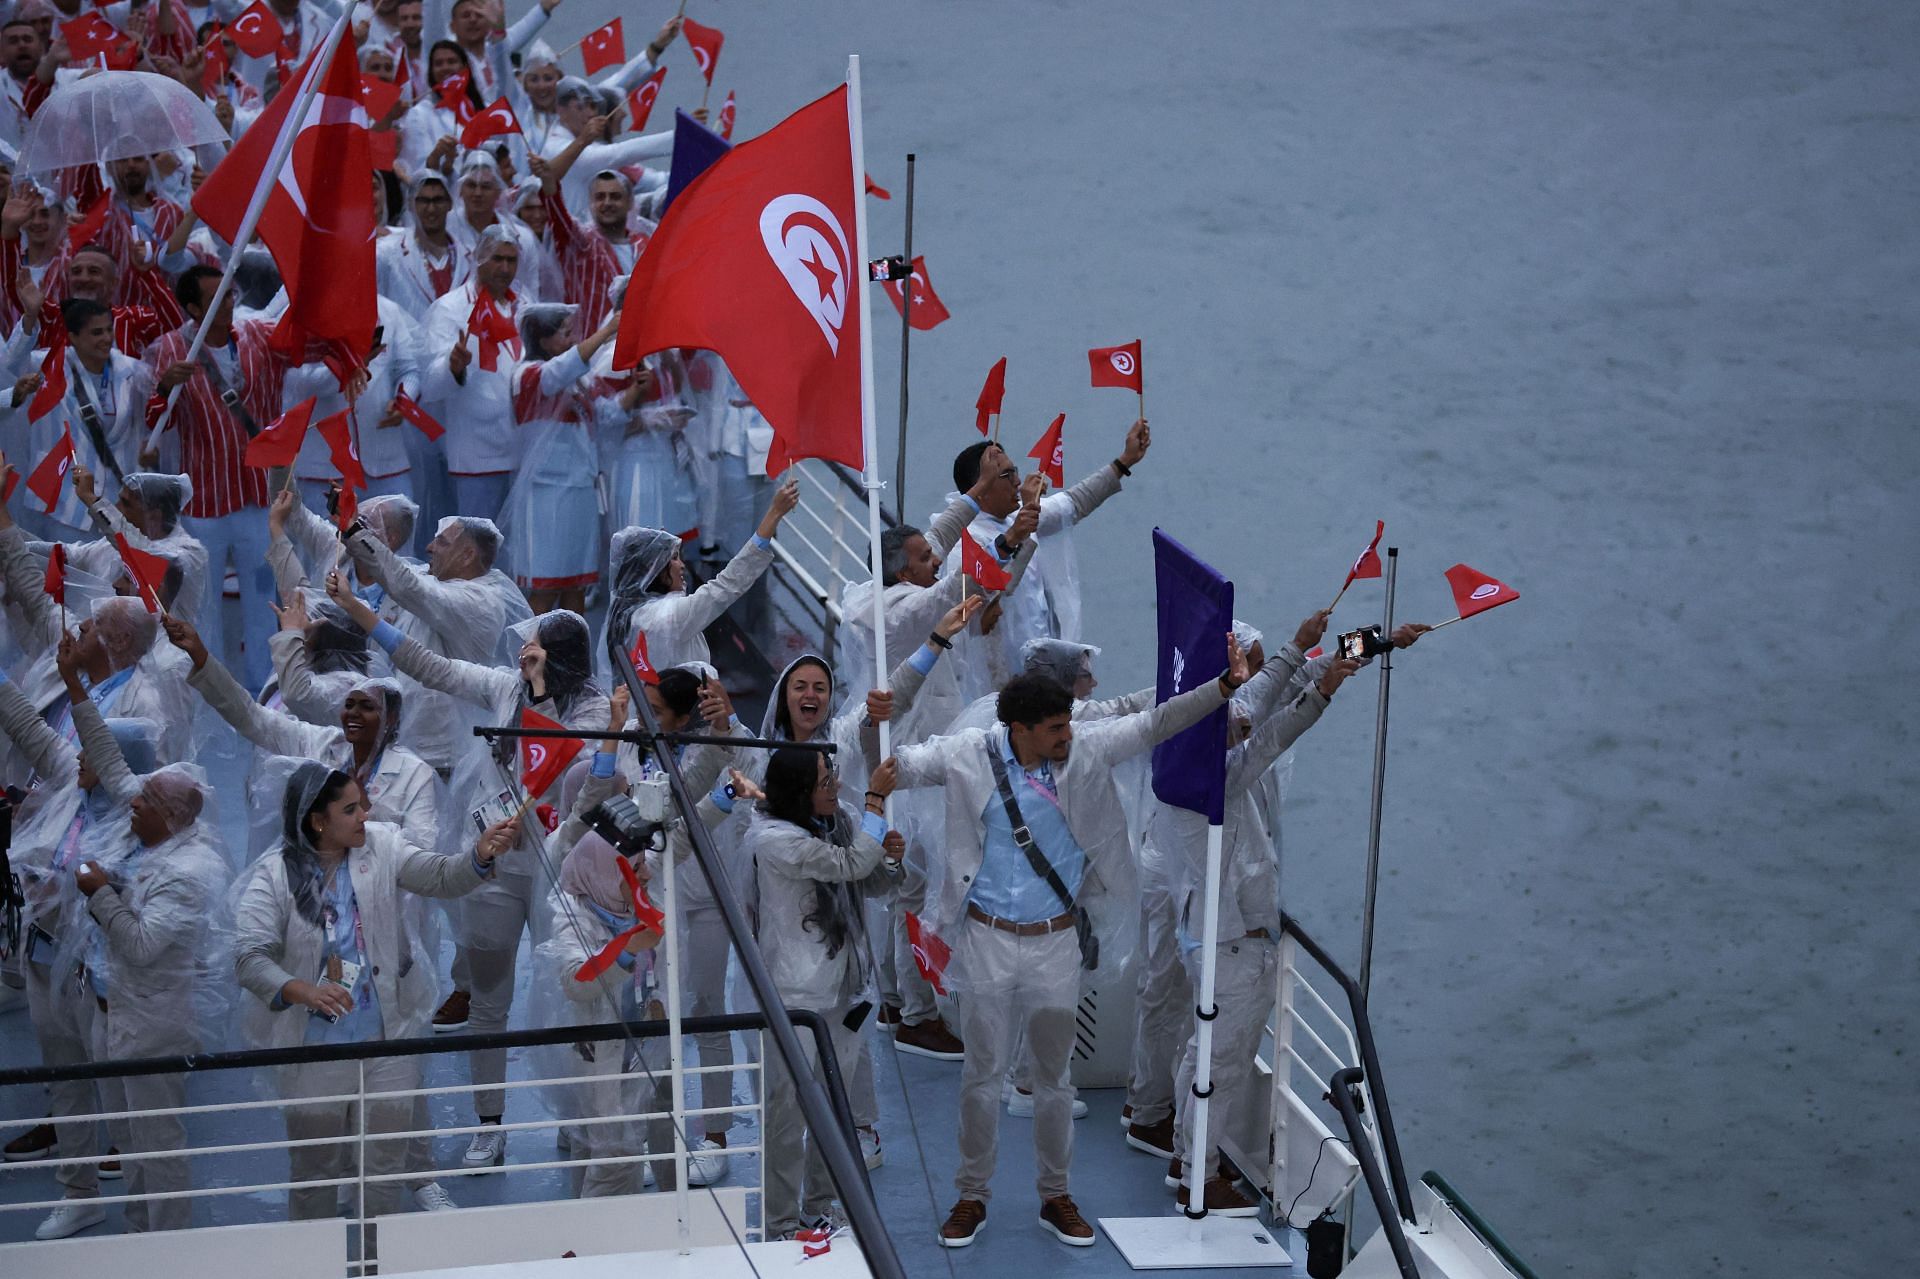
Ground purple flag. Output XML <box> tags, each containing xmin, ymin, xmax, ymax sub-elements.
<box><xmin>660</xmin><ymin>108</ymin><xmax>732</xmax><ymax>216</ymax></box>
<box><xmin>1151</xmin><ymin>528</ymin><xmax>1232</xmax><ymax>824</ymax></box>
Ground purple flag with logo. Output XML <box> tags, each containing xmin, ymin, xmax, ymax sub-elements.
<box><xmin>1151</xmin><ymin>528</ymin><xmax>1231</xmax><ymax>824</ymax></box>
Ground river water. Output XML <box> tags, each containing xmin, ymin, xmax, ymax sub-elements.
<box><xmin>555</xmin><ymin>3</ymin><xmax>1920</xmax><ymax>1273</ymax></box>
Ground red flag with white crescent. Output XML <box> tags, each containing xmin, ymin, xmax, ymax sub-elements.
<box><xmin>226</xmin><ymin>0</ymin><xmax>283</xmax><ymax>57</ymax></box>
<box><xmin>1343</xmin><ymin>520</ymin><xmax>1385</xmax><ymax>591</ymax></box>
<box><xmin>574</xmin><ymin>857</ymin><xmax>668</xmax><ymax>981</ymax></box>
<box><xmin>718</xmin><ymin>90</ymin><xmax>736</xmax><ymax>140</ymax></box>
<box><xmin>881</xmin><ymin>255</ymin><xmax>950</xmax><ymax>331</ymax></box>
<box><xmin>314</xmin><ymin>408</ymin><xmax>364</xmax><ymax>490</ymax></box>
<box><xmin>579</xmin><ymin>17</ymin><xmax>624</xmax><ymax>77</ymax></box>
<box><xmin>681</xmin><ymin>17</ymin><xmax>722</xmax><ymax>85</ymax></box>
<box><xmin>905</xmin><ymin>911</ymin><xmax>951</xmax><ymax>996</ymax></box>
<box><xmin>244</xmin><ymin>397</ymin><xmax>316</xmax><ymax>468</ymax></box>
<box><xmin>25</xmin><ymin>430</ymin><xmax>74</xmax><ymax>514</ymax></box>
<box><xmin>1088</xmin><ymin>339</ymin><xmax>1143</xmax><ymax>392</ymax></box>
<box><xmin>111</xmin><ymin>533</ymin><xmax>171</xmax><ymax>613</ymax></box>
<box><xmin>1028</xmin><ymin>413</ymin><xmax>1064</xmax><ymax>488</ymax></box>
<box><xmin>1444</xmin><ymin>564</ymin><xmax>1520</xmax><ymax>618</ymax></box>
<box><xmin>459</xmin><ymin>96</ymin><xmax>521</xmax><ymax>150</ymax></box>
<box><xmin>28</xmin><ymin>332</ymin><xmax>67</xmax><ymax>421</ymax></box>
<box><xmin>392</xmin><ymin>390</ymin><xmax>445</xmax><ymax>441</ymax></box>
<box><xmin>958</xmin><ymin>530</ymin><xmax>1010</xmax><ymax>591</ymax></box>
<box><xmin>612</xmin><ymin>85</ymin><xmax>862</xmax><ymax>477</ymax></box>
<box><xmin>193</xmin><ymin>19</ymin><xmax>378</xmax><ymax>361</ymax></box>
<box><xmin>628</xmin><ymin>629</ymin><xmax>660</xmax><ymax>685</ymax></box>
<box><xmin>626</xmin><ymin>65</ymin><xmax>666</xmax><ymax>131</ymax></box>
<box><xmin>436</xmin><ymin>71</ymin><xmax>478</xmax><ymax>124</ymax></box>
<box><xmin>519</xmin><ymin>708</ymin><xmax>585</xmax><ymax>797</ymax></box>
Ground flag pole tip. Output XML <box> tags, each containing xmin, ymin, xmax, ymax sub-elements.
<box><xmin>1387</xmin><ymin>546</ymin><xmax>1398</xmax><ymax>557</ymax></box>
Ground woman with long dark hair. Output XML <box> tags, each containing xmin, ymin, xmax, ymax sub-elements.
<box><xmin>744</xmin><ymin>746</ymin><xmax>903</xmax><ymax>1238</ymax></box>
<box><xmin>232</xmin><ymin>762</ymin><xmax>515</xmax><ymax>1220</ymax></box>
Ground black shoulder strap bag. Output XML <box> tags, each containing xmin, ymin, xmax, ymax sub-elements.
<box><xmin>985</xmin><ymin>741</ymin><xmax>1098</xmax><ymax>971</ymax></box>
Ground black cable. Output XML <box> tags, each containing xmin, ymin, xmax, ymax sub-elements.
<box><xmin>1278</xmin><ymin>1133</ymin><xmax>1351</xmax><ymax>1232</ymax></box>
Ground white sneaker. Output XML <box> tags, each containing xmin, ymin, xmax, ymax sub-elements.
<box><xmin>36</xmin><ymin>1199</ymin><xmax>106</xmax><ymax>1240</ymax></box>
<box><xmin>686</xmin><ymin>1139</ymin><xmax>730</xmax><ymax>1186</ymax></box>
<box><xmin>413</xmin><ymin>1182</ymin><xmax>456</xmax><ymax>1212</ymax></box>
<box><xmin>1006</xmin><ymin>1088</ymin><xmax>1088</xmax><ymax>1119</ymax></box>
<box><xmin>461</xmin><ymin>1125</ymin><xmax>507</xmax><ymax>1168</ymax></box>
<box><xmin>858</xmin><ymin>1127</ymin><xmax>883</xmax><ymax>1170</ymax></box>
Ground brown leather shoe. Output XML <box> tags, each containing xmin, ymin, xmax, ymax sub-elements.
<box><xmin>1038</xmin><ymin>1194</ymin><xmax>1095</xmax><ymax>1246</ymax></box>
<box><xmin>98</xmin><ymin>1148</ymin><xmax>121</xmax><ymax>1180</ymax></box>
<box><xmin>1126</xmin><ymin>1115</ymin><xmax>1176</xmax><ymax>1158</ymax></box>
<box><xmin>894</xmin><ymin>1017</ymin><xmax>964</xmax><ymax>1061</ymax></box>
<box><xmin>877</xmin><ymin>1003</ymin><xmax>902</xmax><ymax>1028</ymax></box>
<box><xmin>432</xmin><ymin>989</ymin><xmax>470</xmax><ymax>1032</ymax></box>
<box><xmin>3</xmin><ymin>1122</ymin><xmax>54</xmax><ymax>1161</ymax></box>
<box><xmin>1175</xmin><ymin>1175</ymin><xmax>1260</xmax><ymax>1217</ymax></box>
<box><xmin>939</xmin><ymin>1198</ymin><xmax>986</xmax><ymax>1248</ymax></box>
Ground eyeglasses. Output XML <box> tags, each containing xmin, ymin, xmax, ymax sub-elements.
<box><xmin>814</xmin><ymin>768</ymin><xmax>839</xmax><ymax>794</ymax></box>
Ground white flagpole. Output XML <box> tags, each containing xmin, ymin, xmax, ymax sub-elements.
<box><xmin>143</xmin><ymin>5</ymin><xmax>359</xmax><ymax>454</ymax></box>
<box><xmin>1184</xmin><ymin>819</ymin><xmax>1225</xmax><ymax>1234</ymax></box>
<box><xmin>848</xmin><ymin>55</ymin><xmax>892</xmax><ymax>785</ymax></box>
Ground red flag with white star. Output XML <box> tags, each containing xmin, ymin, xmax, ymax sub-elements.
<box><xmin>1088</xmin><ymin>339</ymin><xmax>1143</xmax><ymax>392</ymax></box>
<box><xmin>681</xmin><ymin>17</ymin><xmax>722</xmax><ymax>85</ymax></box>
<box><xmin>626</xmin><ymin>65</ymin><xmax>666</xmax><ymax>131</ymax></box>
<box><xmin>579</xmin><ymin>17</ymin><xmax>624</xmax><ymax>76</ymax></box>
<box><xmin>880</xmin><ymin>255</ymin><xmax>950</xmax><ymax>330</ymax></box>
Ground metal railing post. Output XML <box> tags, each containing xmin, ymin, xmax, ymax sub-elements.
<box><xmin>1329</xmin><ymin>1067</ymin><xmax>1419</xmax><ymax>1279</ymax></box>
<box><xmin>356</xmin><ymin>1059</ymin><xmax>368</xmax><ymax>1270</ymax></box>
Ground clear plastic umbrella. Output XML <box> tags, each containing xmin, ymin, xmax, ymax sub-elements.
<box><xmin>18</xmin><ymin>71</ymin><xmax>229</xmax><ymax>174</ymax></box>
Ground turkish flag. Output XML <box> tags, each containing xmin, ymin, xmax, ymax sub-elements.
<box><xmin>314</xmin><ymin>409</ymin><xmax>364</xmax><ymax>490</ymax></box>
<box><xmin>1343</xmin><ymin>520</ymin><xmax>1385</xmax><ymax>591</ymax></box>
<box><xmin>574</xmin><ymin>856</ymin><xmax>667</xmax><ymax>982</ymax></box>
<box><xmin>881</xmin><ymin>255</ymin><xmax>950</xmax><ymax>330</ymax></box>
<box><xmin>718</xmin><ymin>90</ymin><xmax>736</xmax><ymax>140</ymax></box>
<box><xmin>460</xmin><ymin>96</ymin><xmax>521</xmax><ymax>150</ymax></box>
<box><xmin>519</xmin><ymin>708</ymin><xmax>584</xmax><ymax>797</ymax></box>
<box><xmin>194</xmin><ymin>24</ymin><xmax>379</xmax><ymax>364</ymax></box>
<box><xmin>26</xmin><ymin>431</ymin><xmax>74</xmax><ymax>513</ymax></box>
<box><xmin>359</xmin><ymin>74</ymin><xmax>403</xmax><ymax>121</ymax></box>
<box><xmin>60</xmin><ymin>13</ymin><xmax>122</xmax><ymax>61</ymax></box>
<box><xmin>974</xmin><ymin>356</ymin><xmax>1006</xmax><ymax>435</ymax></box>
<box><xmin>112</xmin><ymin>533</ymin><xmax>171</xmax><ymax>613</ymax></box>
<box><xmin>244</xmin><ymin>396</ymin><xmax>315</xmax><ymax>467</ymax></box>
<box><xmin>613</xmin><ymin>85</ymin><xmax>862</xmax><ymax>478</ymax></box>
<box><xmin>1028</xmin><ymin>413</ymin><xmax>1065</xmax><ymax>488</ymax></box>
<box><xmin>333</xmin><ymin>481</ymin><xmax>358</xmax><ymax>530</ymax></box>
<box><xmin>28</xmin><ymin>333</ymin><xmax>67</xmax><ymax>422</ymax></box>
<box><xmin>681</xmin><ymin>17</ymin><xmax>722</xmax><ymax>85</ymax></box>
<box><xmin>863</xmin><ymin>173</ymin><xmax>889</xmax><ymax>200</ymax></box>
<box><xmin>393</xmin><ymin>390</ymin><xmax>445</xmax><ymax>440</ymax></box>
<box><xmin>43</xmin><ymin>542</ymin><xmax>66</xmax><ymax>607</ymax></box>
<box><xmin>467</xmin><ymin>292</ymin><xmax>518</xmax><ymax>372</ymax></box>
<box><xmin>66</xmin><ymin>193</ymin><xmax>110</xmax><ymax>253</ymax></box>
<box><xmin>626</xmin><ymin>65</ymin><xmax>666</xmax><ymax>131</ymax></box>
<box><xmin>904</xmin><ymin>912</ymin><xmax>950</xmax><ymax>996</ymax></box>
<box><xmin>201</xmin><ymin>29</ymin><xmax>232</xmax><ymax>97</ymax></box>
<box><xmin>1089</xmin><ymin>339</ymin><xmax>1143</xmax><ymax>392</ymax></box>
<box><xmin>436</xmin><ymin>71</ymin><xmax>477</xmax><ymax>124</ymax></box>
<box><xmin>579</xmin><ymin>17</ymin><xmax>624</xmax><ymax>77</ymax></box>
<box><xmin>226</xmin><ymin>0</ymin><xmax>284</xmax><ymax>58</ymax></box>
<box><xmin>628</xmin><ymin>629</ymin><xmax>660</xmax><ymax>685</ymax></box>
<box><xmin>957</xmin><ymin>530</ymin><xmax>1009</xmax><ymax>591</ymax></box>
<box><xmin>1444</xmin><ymin>564</ymin><xmax>1520</xmax><ymax>618</ymax></box>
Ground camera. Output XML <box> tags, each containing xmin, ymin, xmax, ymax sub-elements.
<box><xmin>867</xmin><ymin>255</ymin><xmax>910</xmax><ymax>283</ymax></box>
<box><xmin>1337</xmin><ymin>625</ymin><xmax>1392</xmax><ymax>661</ymax></box>
<box><xmin>586</xmin><ymin>782</ymin><xmax>672</xmax><ymax>858</ymax></box>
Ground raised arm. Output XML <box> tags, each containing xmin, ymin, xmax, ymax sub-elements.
<box><xmin>1081</xmin><ymin>632</ymin><xmax>1250</xmax><ymax>766</ymax></box>
<box><xmin>0</xmin><ymin>513</ymin><xmax>56</xmax><ymax>645</ymax></box>
<box><xmin>0</xmin><ymin>667</ymin><xmax>74</xmax><ymax>787</ymax></box>
<box><xmin>647</xmin><ymin>480</ymin><xmax>797</xmax><ymax>636</ymax></box>
<box><xmin>69</xmin><ymin>685</ymin><xmax>144</xmax><ymax>806</ymax></box>
<box><xmin>172</xmin><ymin>612</ymin><xmax>337</xmax><ymax>755</ymax></box>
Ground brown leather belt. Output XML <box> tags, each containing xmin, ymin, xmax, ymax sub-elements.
<box><xmin>967</xmin><ymin>902</ymin><xmax>1076</xmax><ymax>937</ymax></box>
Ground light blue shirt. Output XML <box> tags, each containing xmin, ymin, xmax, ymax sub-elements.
<box><xmin>305</xmin><ymin>866</ymin><xmax>384</xmax><ymax>1044</ymax></box>
<box><xmin>969</xmin><ymin>734</ymin><xmax>1085</xmax><ymax>924</ymax></box>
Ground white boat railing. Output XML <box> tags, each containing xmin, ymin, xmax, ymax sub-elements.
<box><xmin>761</xmin><ymin>461</ymin><xmax>895</xmax><ymax>670</ymax></box>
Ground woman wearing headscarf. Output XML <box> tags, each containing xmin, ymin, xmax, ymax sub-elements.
<box><xmin>61</xmin><ymin>469</ymin><xmax>210</xmax><ymax>625</ymax></box>
<box><xmin>499</xmin><ymin>303</ymin><xmax>620</xmax><ymax>614</ymax></box>
<box><xmin>232</xmin><ymin>761</ymin><xmax>518</xmax><ymax>1221</ymax></box>
<box><xmin>601</xmin><ymin>476</ymin><xmax>798</xmax><ymax>675</ymax></box>
<box><xmin>326</xmin><ymin>577</ymin><xmax>610</xmax><ymax>1169</ymax></box>
<box><xmin>162</xmin><ymin>612</ymin><xmax>438</xmax><ymax>852</ymax></box>
<box><xmin>745</xmin><ymin>746</ymin><xmax>903</xmax><ymax>1238</ymax></box>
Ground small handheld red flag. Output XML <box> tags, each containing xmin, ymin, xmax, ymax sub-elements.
<box><xmin>579</xmin><ymin>17</ymin><xmax>624</xmax><ymax>76</ymax></box>
<box><xmin>314</xmin><ymin>410</ymin><xmax>365</xmax><ymax>491</ymax></box>
<box><xmin>112</xmin><ymin>533</ymin><xmax>171</xmax><ymax>613</ymax></box>
<box><xmin>628</xmin><ymin>630</ymin><xmax>661</xmax><ymax>685</ymax></box>
<box><xmin>681</xmin><ymin>17</ymin><xmax>722</xmax><ymax>85</ymax></box>
<box><xmin>1344</xmin><ymin>520</ymin><xmax>1386</xmax><ymax>591</ymax></box>
<box><xmin>60</xmin><ymin>13</ymin><xmax>123</xmax><ymax>62</ymax></box>
<box><xmin>904</xmin><ymin>911</ymin><xmax>951</xmax><ymax>996</ymax></box>
<box><xmin>28</xmin><ymin>333</ymin><xmax>68</xmax><ymax>422</ymax></box>
<box><xmin>459</xmin><ymin>97</ymin><xmax>521</xmax><ymax>150</ymax></box>
<box><xmin>573</xmin><ymin>856</ymin><xmax>668</xmax><ymax>982</ymax></box>
<box><xmin>1443</xmin><ymin>564</ymin><xmax>1520</xmax><ymax>619</ymax></box>
<box><xmin>43</xmin><ymin>542</ymin><xmax>66</xmax><ymax>606</ymax></box>
<box><xmin>225</xmin><ymin>0</ymin><xmax>283</xmax><ymax>58</ymax></box>
<box><xmin>467</xmin><ymin>294</ymin><xmax>517</xmax><ymax>372</ymax></box>
<box><xmin>201</xmin><ymin>29</ymin><xmax>232</xmax><ymax>96</ymax></box>
<box><xmin>435</xmin><ymin>71</ymin><xmax>478</xmax><ymax>124</ymax></box>
<box><xmin>1028</xmin><ymin>413</ymin><xmax>1065</xmax><ymax>488</ymax></box>
<box><xmin>1088</xmin><ymin>339</ymin><xmax>1143</xmax><ymax>392</ymax></box>
<box><xmin>359</xmin><ymin>74</ymin><xmax>403</xmax><ymax>123</ymax></box>
<box><xmin>974</xmin><ymin>357</ymin><xmax>1007</xmax><ymax>436</ymax></box>
<box><xmin>392</xmin><ymin>391</ymin><xmax>445</xmax><ymax>440</ymax></box>
<box><xmin>863</xmin><ymin>173</ymin><xmax>890</xmax><ymax>200</ymax></box>
<box><xmin>519</xmin><ymin>708</ymin><xmax>585</xmax><ymax>797</ymax></box>
<box><xmin>626</xmin><ymin>65</ymin><xmax>666</xmax><ymax>131</ymax></box>
<box><xmin>25</xmin><ymin>431</ymin><xmax>75</xmax><ymax>513</ymax></box>
<box><xmin>958</xmin><ymin>530</ymin><xmax>1010</xmax><ymax>591</ymax></box>
<box><xmin>718</xmin><ymin>90</ymin><xmax>736</xmax><ymax>140</ymax></box>
<box><xmin>881</xmin><ymin>256</ymin><xmax>950</xmax><ymax>331</ymax></box>
<box><xmin>66</xmin><ymin>193</ymin><xmax>110</xmax><ymax>254</ymax></box>
<box><xmin>244</xmin><ymin>397</ymin><xmax>315</xmax><ymax>468</ymax></box>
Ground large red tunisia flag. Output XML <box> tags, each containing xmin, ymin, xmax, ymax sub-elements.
<box><xmin>193</xmin><ymin>22</ymin><xmax>378</xmax><ymax>361</ymax></box>
<box><xmin>614</xmin><ymin>85</ymin><xmax>862</xmax><ymax>477</ymax></box>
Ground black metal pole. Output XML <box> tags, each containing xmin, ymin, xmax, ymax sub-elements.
<box><xmin>603</xmin><ymin>627</ymin><xmax>904</xmax><ymax>1277</ymax></box>
<box><xmin>892</xmin><ymin>154</ymin><xmax>916</xmax><ymax>512</ymax></box>
<box><xmin>1358</xmin><ymin>546</ymin><xmax>1397</xmax><ymax>1000</ymax></box>
<box><xmin>1329</xmin><ymin>1067</ymin><xmax>1421</xmax><ymax>1279</ymax></box>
